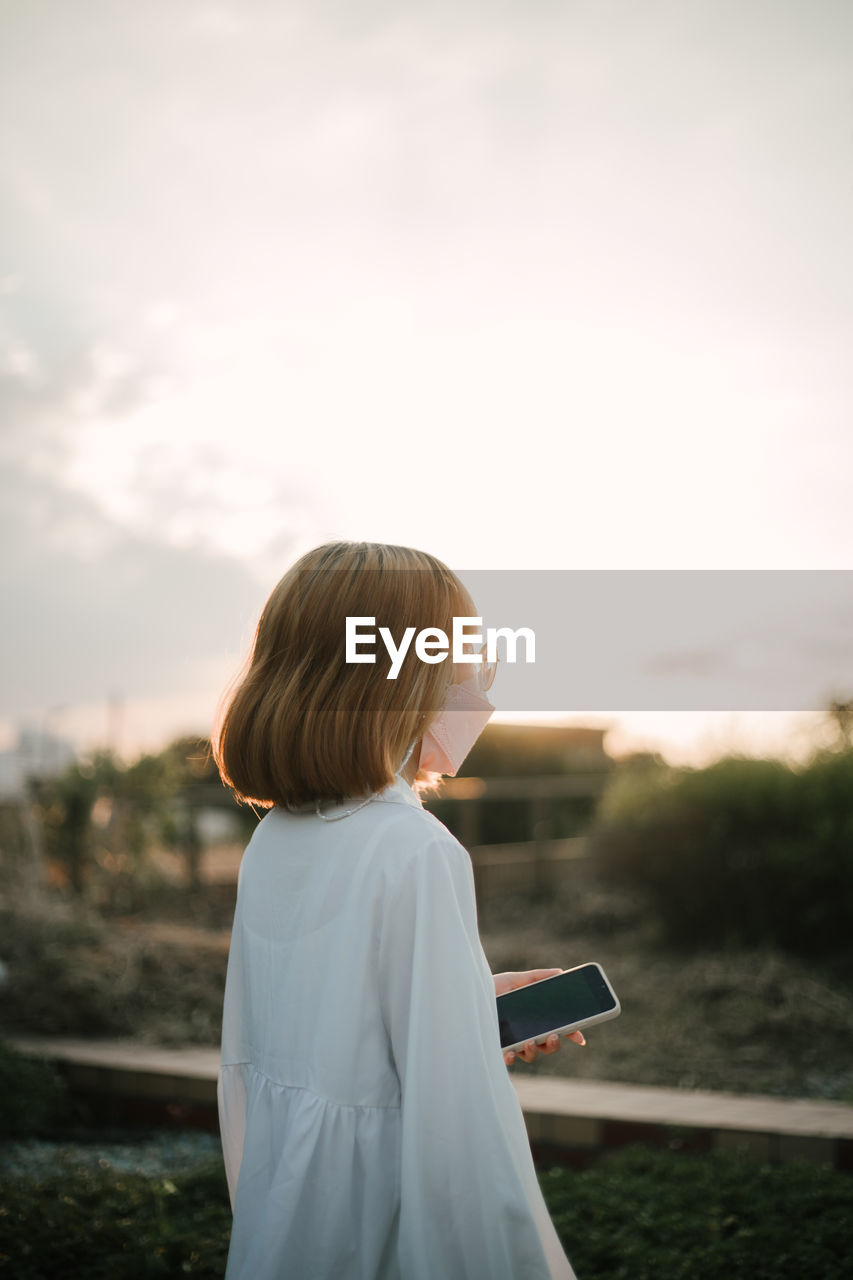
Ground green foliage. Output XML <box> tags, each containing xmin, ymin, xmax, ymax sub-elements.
<box><xmin>0</xmin><ymin>1158</ymin><xmax>230</xmax><ymax>1278</ymax></box>
<box><xmin>2</xmin><ymin>1146</ymin><xmax>851</xmax><ymax>1279</ymax></box>
<box><xmin>29</xmin><ymin>763</ymin><xmax>98</xmax><ymax>894</ymax></box>
<box><xmin>0</xmin><ymin>1041</ymin><xmax>69</xmax><ymax>1138</ymax></box>
<box><xmin>25</xmin><ymin>736</ymin><xmax>251</xmax><ymax>903</ymax></box>
<box><xmin>543</xmin><ymin>1146</ymin><xmax>853</xmax><ymax>1279</ymax></box>
<box><xmin>589</xmin><ymin>749</ymin><xmax>853</xmax><ymax>955</ymax></box>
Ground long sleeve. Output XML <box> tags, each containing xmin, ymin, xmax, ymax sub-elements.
<box><xmin>378</xmin><ymin>828</ymin><xmax>576</xmax><ymax>1280</ymax></box>
<box><xmin>218</xmin><ymin>864</ymin><xmax>250</xmax><ymax>1214</ymax></box>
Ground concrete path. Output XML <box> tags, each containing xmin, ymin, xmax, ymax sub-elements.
<box><xmin>10</xmin><ymin>1036</ymin><xmax>853</xmax><ymax>1170</ymax></box>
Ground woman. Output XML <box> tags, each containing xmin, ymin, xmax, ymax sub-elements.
<box><xmin>214</xmin><ymin>541</ymin><xmax>581</xmax><ymax>1279</ymax></box>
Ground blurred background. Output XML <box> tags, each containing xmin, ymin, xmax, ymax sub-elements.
<box><xmin>2</xmin><ymin>2</ymin><xmax>852</xmax><ymax>1276</ymax></box>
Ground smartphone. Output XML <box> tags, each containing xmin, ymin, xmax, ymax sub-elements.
<box><xmin>496</xmin><ymin>962</ymin><xmax>621</xmax><ymax>1053</ymax></box>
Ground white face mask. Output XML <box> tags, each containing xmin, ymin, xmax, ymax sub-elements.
<box><xmin>417</xmin><ymin>674</ymin><xmax>495</xmax><ymax>777</ymax></box>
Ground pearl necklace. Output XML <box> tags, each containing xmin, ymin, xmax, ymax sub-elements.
<box><xmin>314</xmin><ymin>735</ymin><xmax>420</xmax><ymax>821</ymax></box>
<box><xmin>314</xmin><ymin>794</ymin><xmax>377</xmax><ymax>822</ymax></box>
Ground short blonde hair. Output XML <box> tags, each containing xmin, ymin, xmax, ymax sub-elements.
<box><xmin>213</xmin><ymin>541</ymin><xmax>474</xmax><ymax>809</ymax></box>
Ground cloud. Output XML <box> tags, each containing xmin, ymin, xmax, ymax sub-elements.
<box><xmin>2</xmin><ymin>0</ymin><xmax>853</xmax><ymax>760</ymax></box>
<box><xmin>0</xmin><ymin>340</ymin><xmax>275</xmax><ymax>727</ymax></box>
<box><xmin>0</xmin><ymin>476</ymin><xmax>266</xmax><ymax>711</ymax></box>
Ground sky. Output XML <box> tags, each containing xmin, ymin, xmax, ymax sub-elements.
<box><xmin>2</xmin><ymin>0</ymin><xmax>852</xmax><ymax>765</ymax></box>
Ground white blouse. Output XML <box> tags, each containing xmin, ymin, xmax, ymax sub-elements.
<box><xmin>218</xmin><ymin>774</ymin><xmax>577</xmax><ymax>1280</ymax></box>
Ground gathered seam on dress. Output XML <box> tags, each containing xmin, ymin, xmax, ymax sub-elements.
<box><xmin>224</xmin><ymin>1060</ymin><xmax>402</xmax><ymax>1112</ymax></box>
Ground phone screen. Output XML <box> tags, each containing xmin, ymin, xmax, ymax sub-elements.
<box><xmin>496</xmin><ymin>964</ymin><xmax>618</xmax><ymax>1049</ymax></box>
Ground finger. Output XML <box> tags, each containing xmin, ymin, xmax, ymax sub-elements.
<box><xmin>520</xmin><ymin>1039</ymin><xmax>538</xmax><ymax>1062</ymax></box>
<box><xmin>538</xmin><ymin>1034</ymin><xmax>561</xmax><ymax>1055</ymax></box>
<box><xmin>568</xmin><ymin>1031</ymin><xmax>586</xmax><ymax>1046</ymax></box>
<box><xmin>526</xmin><ymin>968</ymin><xmax>564</xmax><ymax>983</ymax></box>
<box><xmin>504</xmin><ymin>1050</ymin><xmax>516</xmax><ymax>1066</ymax></box>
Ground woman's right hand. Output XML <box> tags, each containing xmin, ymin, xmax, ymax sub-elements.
<box><xmin>493</xmin><ymin>970</ymin><xmax>587</xmax><ymax>1067</ymax></box>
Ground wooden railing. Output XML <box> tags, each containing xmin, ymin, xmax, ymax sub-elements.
<box><xmin>426</xmin><ymin>773</ymin><xmax>610</xmax><ymax>901</ymax></box>
<box><xmin>183</xmin><ymin>772</ymin><xmax>611</xmax><ymax>903</ymax></box>
<box><xmin>467</xmin><ymin>836</ymin><xmax>591</xmax><ymax>902</ymax></box>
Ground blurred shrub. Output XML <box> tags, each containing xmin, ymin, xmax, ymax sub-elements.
<box><xmin>0</xmin><ymin>909</ymin><xmax>226</xmax><ymax>1045</ymax></box>
<box><xmin>0</xmin><ymin>1040</ymin><xmax>69</xmax><ymax>1137</ymax></box>
<box><xmin>589</xmin><ymin>749</ymin><xmax>853</xmax><ymax>956</ymax></box>
<box><xmin>3</xmin><ymin>1146</ymin><xmax>852</xmax><ymax>1280</ymax></box>
<box><xmin>544</xmin><ymin>1146</ymin><xmax>853</xmax><ymax>1280</ymax></box>
<box><xmin>0</xmin><ymin>1157</ymin><xmax>230</xmax><ymax>1278</ymax></box>
<box><xmin>26</xmin><ymin>736</ymin><xmax>253</xmax><ymax>903</ymax></box>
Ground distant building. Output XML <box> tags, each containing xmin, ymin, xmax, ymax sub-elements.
<box><xmin>0</xmin><ymin>727</ymin><xmax>77</xmax><ymax>801</ymax></box>
<box><xmin>464</xmin><ymin>722</ymin><xmax>612</xmax><ymax>776</ymax></box>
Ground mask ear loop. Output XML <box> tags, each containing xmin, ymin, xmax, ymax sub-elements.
<box><xmin>395</xmin><ymin>713</ymin><xmax>427</xmax><ymax>776</ymax></box>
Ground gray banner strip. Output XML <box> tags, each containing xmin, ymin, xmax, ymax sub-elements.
<box><xmin>449</xmin><ymin>570</ymin><xmax>852</xmax><ymax>712</ymax></box>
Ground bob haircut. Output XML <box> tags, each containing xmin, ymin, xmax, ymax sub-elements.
<box><xmin>213</xmin><ymin>541</ymin><xmax>476</xmax><ymax>809</ymax></box>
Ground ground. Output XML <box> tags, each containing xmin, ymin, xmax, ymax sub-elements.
<box><xmin>2</xmin><ymin>868</ymin><xmax>851</xmax><ymax>1101</ymax></box>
